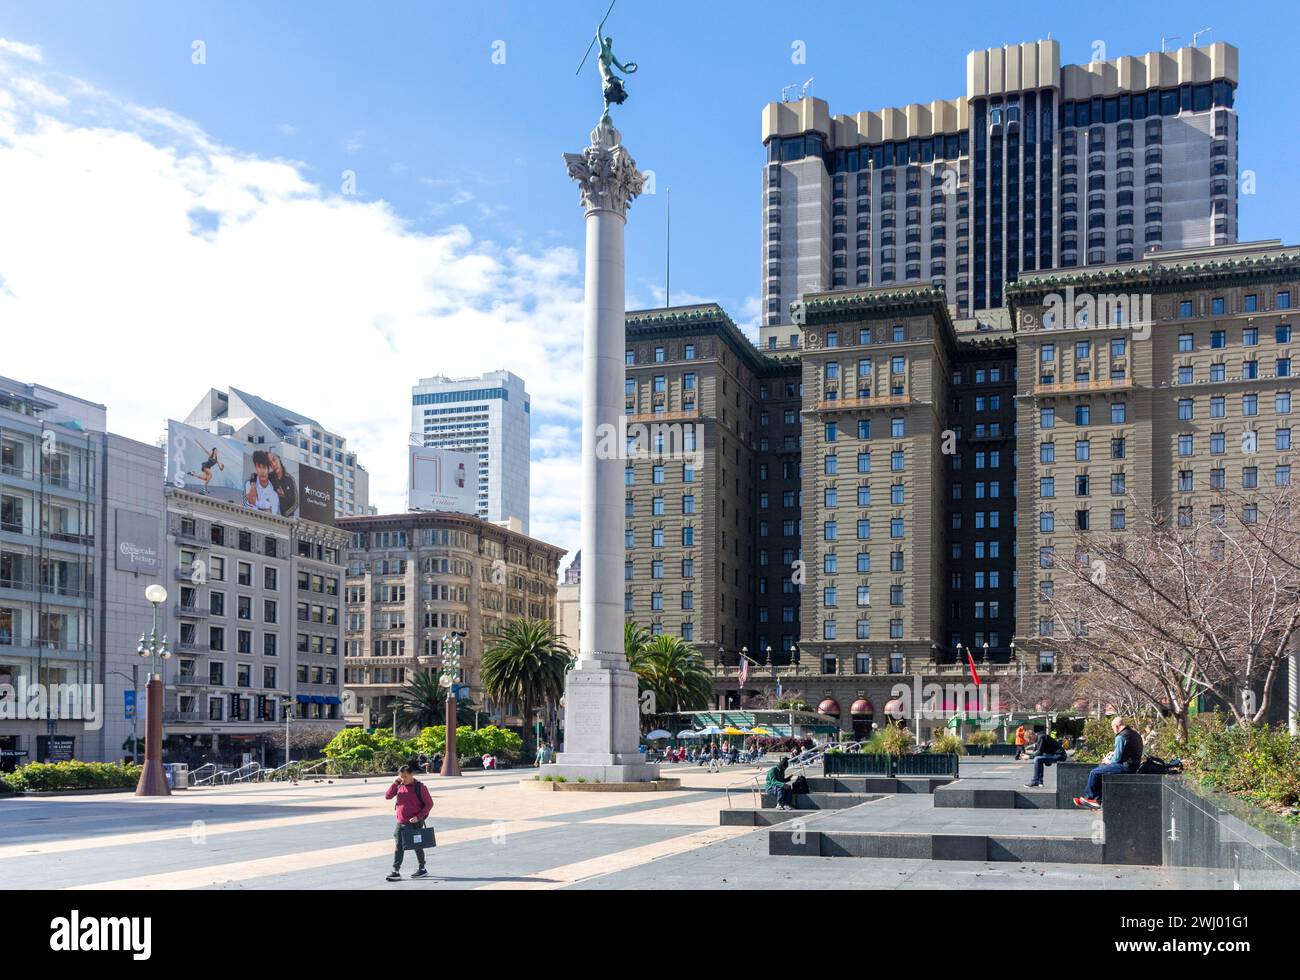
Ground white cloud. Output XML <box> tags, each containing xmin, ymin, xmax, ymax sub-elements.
<box><xmin>0</xmin><ymin>55</ymin><xmax>589</xmax><ymax>556</ymax></box>
<box><xmin>0</xmin><ymin>38</ymin><xmax>43</xmax><ymax>63</ymax></box>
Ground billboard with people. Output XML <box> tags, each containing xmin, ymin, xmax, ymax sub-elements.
<box><xmin>408</xmin><ymin>446</ymin><xmax>477</xmax><ymax>515</ymax></box>
<box><xmin>166</xmin><ymin>420</ymin><xmax>334</xmax><ymax>525</ymax></box>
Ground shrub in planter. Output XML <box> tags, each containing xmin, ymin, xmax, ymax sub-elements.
<box><xmin>8</xmin><ymin>761</ymin><xmax>142</xmax><ymax>792</ymax></box>
<box><xmin>879</xmin><ymin>725</ymin><xmax>912</xmax><ymax>757</ymax></box>
<box><xmin>969</xmin><ymin>730</ymin><xmax>998</xmax><ymax>751</ymax></box>
<box><xmin>927</xmin><ymin>732</ymin><xmax>964</xmax><ymax>755</ymax></box>
<box><xmin>0</xmin><ymin>772</ymin><xmax>14</xmax><ymax>794</ymax></box>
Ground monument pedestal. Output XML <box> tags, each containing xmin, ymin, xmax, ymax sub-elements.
<box><xmin>543</xmin><ymin>656</ymin><xmax>658</xmax><ymax>783</ymax></box>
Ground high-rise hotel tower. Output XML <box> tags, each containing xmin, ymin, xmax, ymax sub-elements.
<box><xmin>760</xmin><ymin>39</ymin><xmax>1238</xmax><ymax>327</ymax></box>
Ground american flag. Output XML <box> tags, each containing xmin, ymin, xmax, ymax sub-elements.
<box><xmin>738</xmin><ymin>656</ymin><xmax>749</xmax><ymax>686</ymax></box>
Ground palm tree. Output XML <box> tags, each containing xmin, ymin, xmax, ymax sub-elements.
<box><xmin>624</xmin><ymin>620</ymin><xmax>652</xmax><ymax>672</ymax></box>
<box><xmin>481</xmin><ymin>619</ymin><xmax>572</xmax><ymax>756</ymax></box>
<box><xmin>386</xmin><ymin>670</ymin><xmax>445</xmax><ymax>733</ymax></box>
<box><xmin>383</xmin><ymin>670</ymin><xmax>476</xmax><ymax>733</ymax></box>
<box><xmin>629</xmin><ymin>632</ymin><xmax>712</xmax><ymax>730</ymax></box>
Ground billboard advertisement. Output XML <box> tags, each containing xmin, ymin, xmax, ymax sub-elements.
<box><xmin>167</xmin><ymin>420</ymin><xmax>246</xmax><ymax>505</ymax></box>
<box><xmin>240</xmin><ymin>446</ymin><xmax>298</xmax><ymax>518</ymax></box>
<box><xmin>298</xmin><ymin>463</ymin><xmax>336</xmax><ymax>525</ymax></box>
<box><xmin>166</xmin><ymin>420</ymin><xmax>333</xmax><ymax>524</ymax></box>
<box><xmin>408</xmin><ymin>446</ymin><xmax>477</xmax><ymax>515</ymax></box>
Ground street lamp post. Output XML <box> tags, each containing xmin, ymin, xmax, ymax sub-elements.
<box><xmin>439</xmin><ymin>631</ymin><xmax>464</xmax><ymax>777</ymax></box>
<box><xmin>280</xmin><ymin>697</ymin><xmax>294</xmax><ymax>767</ymax></box>
<box><xmin>135</xmin><ymin>584</ymin><xmax>172</xmax><ymax>797</ymax></box>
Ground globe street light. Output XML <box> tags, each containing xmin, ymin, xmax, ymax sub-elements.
<box><xmin>135</xmin><ymin>584</ymin><xmax>172</xmax><ymax>796</ymax></box>
<box><xmin>439</xmin><ymin>631</ymin><xmax>465</xmax><ymax>777</ymax></box>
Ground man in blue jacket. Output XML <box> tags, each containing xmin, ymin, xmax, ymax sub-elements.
<box><xmin>1074</xmin><ymin>716</ymin><xmax>1143</xmax><ymax>809</ymax></box>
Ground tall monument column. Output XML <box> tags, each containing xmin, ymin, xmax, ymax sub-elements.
<box><xmin>544</xmin><ymin>118</ymin><xmax>658</xmax><ymax>784</ymax></box>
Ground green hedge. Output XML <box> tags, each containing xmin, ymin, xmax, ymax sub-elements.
<box><xmin>5</xmin><ymin>761</ymin><xmax>142</xmax><ymax>792</ymax></box>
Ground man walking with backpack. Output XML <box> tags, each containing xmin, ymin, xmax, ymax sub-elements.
<box><xmin>385</xmin><ymin>765</ymin><xmax>434</xmax><ymax>881</ymax></box>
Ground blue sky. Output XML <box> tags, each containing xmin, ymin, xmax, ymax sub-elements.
<box><xmin>1</xmin><ymin>1</ymin><xmax>1298</xmax><ymax>554</ymax></box>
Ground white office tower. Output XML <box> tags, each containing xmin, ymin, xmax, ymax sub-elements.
<box><xmin>183</xmin><ymin>388</ymin><xmax>371</xmax><ymax>517</ymax></box>
<box><xmin>410</xmin><ymin>370</ymin><xmax>531</xmax><ymax>533</ymax></box>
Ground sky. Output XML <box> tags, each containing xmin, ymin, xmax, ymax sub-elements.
<box><xmin>1</xmin><ymin>0</ymin><xmax>1298</xmax><ymax>559</ymax></box>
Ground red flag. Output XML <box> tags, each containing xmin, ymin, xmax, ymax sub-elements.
<box><xmin>964</xmin><ymin>647</ymin><xmax>982</xmax><ymax>687</ymax></box>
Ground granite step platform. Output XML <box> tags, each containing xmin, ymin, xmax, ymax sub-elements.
<box><xmin>720</xmin><ymin>808</ymin><xmax>818</xmax><ymax>827</ymax></box>
<box><xmin>803</xmin><ymin>776</ymin><xmax>955</xmax><ymax>795</ymax></box>
<box><xmin>769</xmin><ymin>828</ymin><xmax>1105</xmax><ymax>863</ymax></box>
<box><xmin>768</xmin><ymin>794</ymin><xmax>1118</xmax><ymax>863</ymax></box>
<box><xmin>932</xmin><ymin>784</ymin><xmax>1057</xmax><ymax>809</ymax></box>
<box><xmin>760</xmin><ymin>793</ymin><xmax>881</xmax><ymax>810</ymax></box>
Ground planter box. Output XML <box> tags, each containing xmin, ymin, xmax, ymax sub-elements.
<box><xmin>823</xmin><ymin>753</ymin><xmax>892</xmax><ymax>777</ymax></box>
<box><xmin>823</xmin><ymin>753</ymin><xmax>959</xmax><ymax>778</ymax></box>
<box><xmin>897</xmin><ymin>754</ymin><xmax>960</xmax><ymax>777</ymax></box>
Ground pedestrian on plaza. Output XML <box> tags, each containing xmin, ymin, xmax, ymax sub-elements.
<box><xmin>430</xmin><ymin>751</ymin><xmax>442</xmax><ymax>773</ymax></box>
<box><xmin>1023</xmin><ymin>724</ymin><xmax>1068</xmax><ymax>787</ymax></box>
<box><xmin>385</xmin><ymin>765</ymin><xmax>433</xmax><ymax>881</ymax></box>
<box><xmin>417</xmin><ymin>752</ymin><xmax>429</xmax><ymax>774</ymax></box>
<box><xmin>1074</xmin><ymin>717</ymin><xmax>1143</xmax><ymax>809</ymax></box>
<box><xmin>1013</xmin><ymin>724</ymin><xmax>1028</xmax><ymax>760</ymax></box>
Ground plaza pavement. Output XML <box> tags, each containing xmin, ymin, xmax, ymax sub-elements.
<box><xmin>0</xmin><ymin>759</ymin><xmax>1188</xmax><ymax>890</ymax></box>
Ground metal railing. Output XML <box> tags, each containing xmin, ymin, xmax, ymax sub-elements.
<box><xmin>230</xmin><ymin>763</ymin><xmax>265</xmax><ymax>783</ymax></box>
<box><xmin>189</xmin><ymin>763</ymin><xmax>220</xmax><ymax>786</ymax></box>
<box><xmin>723</xmin><ymin>741</ymin><xmax>866</xmax><ymax>808</ymax></box>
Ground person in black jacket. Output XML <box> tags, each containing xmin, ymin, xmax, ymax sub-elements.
<box><xmin>1024</xmin><ymin>724</ymin><xmax>1068</xmax><ymax>788</ymax></box>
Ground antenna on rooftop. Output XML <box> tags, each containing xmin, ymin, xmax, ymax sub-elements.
<box><xmin>800</xmin><ymin>76</ymin><xmax>814</xmax><ymax>99</ymax></box>
<box><xmin>665</xmin><ymin>187</ymin><xmax>671</xmax><ymax>308</ymax></box>
<box><xmin>1192</xmin><ymin>27</ymin><xmax>1213</xmax><ymax>46</ymax></box>
<box><xmin>1161</xmin><ymin>35</ymin><xmax>1182</xmax><ymax>52</ymax></box>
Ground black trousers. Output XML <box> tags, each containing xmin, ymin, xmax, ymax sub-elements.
<box><xmin>393</xmin><ymin>823</ymin><xmax>426</xmax><ymax>870</ymax></box>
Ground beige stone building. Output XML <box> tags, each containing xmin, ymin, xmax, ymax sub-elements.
<box><xmin>1008</xmin><ymin>239</ymin><xmax>1300</xmax><ymax>671</ymax></box>
<box><xmin>338</xmin><ymin>511</ymin><xmax>565</xmax><ymax>729</ymax></box>
<box><xmin>622</xmin><ymin>240</ymin><xmax>1299</xmax><ymax>738</ymax></box>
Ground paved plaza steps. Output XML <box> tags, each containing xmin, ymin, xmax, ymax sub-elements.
<box><xmin>803</xmin><ymin>776</ymin><xmax>954</xmax><ymax>795</ymax></box>
<box><xmin>770</xmin><ymin>828</ymin><xmax>1104</xmax><ymax>863</ymax></box>
<box><xmin>719</xmin><ymin>808</ymin><xmax>817</xmax><ymax>827</ymax></box>
<box><xmin>932</xmin><ymin>784</ymin><xmax>1057</xmax><ymax>809</ymax></box>
<box><xmin>760</xmin><ymin>792</ymin><xmax>881</xmax><ymax>810</ymax></box>
<box><xmin>769</xmin><ymin>806</ymin><xmax>1108</xmax><ymax>863</ymax></box>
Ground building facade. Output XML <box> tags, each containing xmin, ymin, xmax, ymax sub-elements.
<box><xmin>163</xmin><ymin>488</ymin><xmax>349</xmax><ymax>765</ymax></box>
<box><xmin>623</xmin><ymin>240</ymin><xmax>1299</xmax><ymax>738</ymax></box>
<box><xmin>411</xmin><ymin>370</ymin><xmax>531</xmax><ymax>532</ymax></box>
<box><xmin>338</xmin><ymin>511</ymin><xmax>564</xmax><ymax>729</ymax></box>
<box><xmin>184</xmin><ymin>387</ymin><xmax>372</xmax><ymax>518</ymax></box>
<box><xmin>1</xmin><ymin>379</ymin><xmax>167</xmax><ymax>766</ymax></box>
<box><xmin>1008</xmin><ymin>240</ymin><xmax>1300</xmax><ymax>673</ymax></box>
<box><xmin>760</xmin><ymin>39</ymin><xmax>1238</xmax><ymax>324</ymax></box>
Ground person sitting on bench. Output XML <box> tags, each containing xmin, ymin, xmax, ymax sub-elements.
<box><xmin>1023</xmin><ymin>724</ymin><xmax>1068</xmax><ymax>787</ymax></box>
<box><xmin>1074</xmin><ymin>716</ymin><xmax>1143</xmax><ymax>809</ymax></box>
